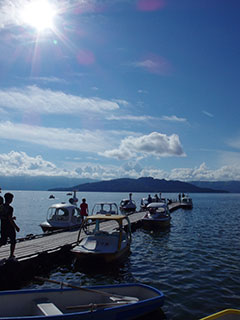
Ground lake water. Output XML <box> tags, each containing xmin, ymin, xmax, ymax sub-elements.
<box><xmin>2</xmin><ymin>190</ymin><xmax>240</xmax><ymax>319</ymax></box>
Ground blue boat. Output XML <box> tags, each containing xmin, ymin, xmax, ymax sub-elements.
<box><xmin>0</xmin><ymin>280</ymin><xmax>164</xmax><ymax>320</ymax></box>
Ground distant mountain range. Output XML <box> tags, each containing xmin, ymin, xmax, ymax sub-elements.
<box><xmin>49</xmin><ymin>177</ymin><xmax>227</xmax><ymax>193</ymax></box>
<box><xmin>0</xmin><ymin>176</ymin><xmax>98</xmax><ymax>191</ymax></box>
<box><xmin>190</xmin><ymin>181</ymin><xmax>240</xmax><ymax>193</ymax></box>
<box><xmin>1</xmin><ymin>175</ymin><xmax>240</xmax><ymax>193</ymax></box>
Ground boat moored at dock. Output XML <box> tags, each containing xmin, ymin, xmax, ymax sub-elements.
<box><xmin>71</xmin><ymin>214</ymin><xmax>132</xmax><ymax>264</ymax></box>
<box><xmin>91</xmin><ymin>202</ymin><xmax>119</xmax><ymax>215</ymax></box>
<box><xmin>119</xmin><ymin>193</ymin><xmax>137</xmax><ymax>214</ymax></box>
<box><xmin>142</xmin><ymin>202</ymin><xmax>171</xmax><ymax>229</ymax></box>
<box><xmin>181</xmin><ymin>194</ymin><xmax>193</xmax><ymax>209</ymax></box>
<box><xmin>40</xmin><ymin>191</ymin><xmax>82</xmax><ymax>232</ymax></box>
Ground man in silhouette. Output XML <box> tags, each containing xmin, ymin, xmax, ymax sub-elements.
<box><xmin>0</xmin><ymin>193</ymin><xmax>20</xmax><ymax>259</ymax></box>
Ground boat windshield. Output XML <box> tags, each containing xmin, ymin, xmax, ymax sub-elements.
<box><xmin>47</xmin><ymin>207</ymin><xmax>69</xmax><ymax>221</ymax></box>
<box><xmin>92</xmin><ymin>203</ymin><xmax>118</xmax><ymax>215</ymax></box>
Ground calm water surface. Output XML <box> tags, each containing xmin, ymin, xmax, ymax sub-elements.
<box><xmin>4</xmin><ymin>191</ymin><xmax>240</xmax><ymax>319</ymax></box>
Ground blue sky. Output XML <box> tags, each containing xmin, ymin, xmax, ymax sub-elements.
<box><xmin>0</xmin><ymin>0</ymin><xmax>239</xmax><ymax>181</ymax></box>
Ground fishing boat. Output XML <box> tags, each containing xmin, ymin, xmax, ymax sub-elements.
<box><xmin>71</xmin><ymin>214</ymin><xmax>132</xmax><ymax>264</ymax></box>
<box><xmin>91</xmin><ymin>202</ymin><xmax>119</xmax><ymax>215</ymax></box>
<box><xmin>142</xmin><ymin>202</ymin><xmax>171</xmax><ymax>229</ymax></box>
<box><xmin>181</xmin><ymin>194</ymin><xmax>193</xmax><ymax>209</ymax></box>
<box><xmin>40</xmin><ymin>191</ymin><xmax>82</xmax><ymax>232</ymax></box>
<box><xmin>119</xmin><ymin>193</ymin><xmax>137</xmax><ymax>214</ymax></box>
<box><xmin>200</xmin><ymin>309</ymin><xmax>240</xmax><ymax>319</ymax></box>
<box><xmin>0</xmin><ymin>278</ymin><xmax>165</xmax><ymax>320</ymax></box>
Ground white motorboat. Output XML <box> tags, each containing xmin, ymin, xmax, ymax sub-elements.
<box><xmin>91</xmin><ymin>202</ymin><xmax>119</xmax><ymax>215</ymax></box>
<box><xmin>140</xmin><ymin>193</ymin><xmax>166</xmax><ymax>211</ymax></box>
<box><xmin>142</xmin><ymin>202</ymin><xmax>171</xmax><ymax>229</ymax></box>
<box><xmin>40</xmin><ymin>191</ymin><xmax>82</xmax><ymax>232</ymax></box>
<box><xmin>119</xmin><ymin>193</ymin><xmax>137</xmax><ymax>214</ymax></box>
<box><xmin>0</xmin><ymin>277</ymin><xmax>165</xmax><ymax>320</ymax></box>
<box><xmin>71</xmin><ymin>214</ymin><xmax>132</xmax><ymax>264</ymax></box>
<box><xmin>181</xmin><ymin>194</ymin><xmax>193</xmax><ymax>209</ymax></box>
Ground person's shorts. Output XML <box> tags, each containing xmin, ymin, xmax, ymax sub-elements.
<box><xmin>0</xmin><ymin>226</ymin><xmax>16</xmax><ymax>245</ymax></box>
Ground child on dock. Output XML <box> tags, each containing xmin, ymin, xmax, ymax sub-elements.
<box><xmin>0</xmin><ymin>193</ymin><xmax>20</xmax><ymax>260</ymax></box>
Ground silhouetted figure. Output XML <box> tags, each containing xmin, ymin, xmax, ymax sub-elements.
<box><xmin>178</xmin><ymin>193</ymin><xmax>181</xmax><ymax>202</ymax></box>
<box><xmin>0</xmin><ymin>193</ymin><xmax>20</xmax><ymax>259</ymax></box>
<box><xmin>147</xmin><ymin>194</ymin><xmax>152</xmax><ymax>204</ymax></box>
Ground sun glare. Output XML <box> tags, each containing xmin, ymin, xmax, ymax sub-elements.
<box><xmin>21</xmin><ymin>0</ymin><xmax>56</xmax><ymax>32</ymax></box>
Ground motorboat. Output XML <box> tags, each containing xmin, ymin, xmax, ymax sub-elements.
<box><xmin>140</xmin><ymin>193</ymin><xmax>166</xmax><ymax>211</ymax></box>
<box><xmin>0</xmin><ymin>278</ymin><xmax>165</xmax><ymax>320</ymax></box>
<box><xmin>181</xmin><ymin>194</ymin><xmax>193</xmax><ymax>209</ymax></box>
<box><xmin>40</xmin><ymin>191</ymin><xmax>82</xmax><ymax>232</ymax></box>
<box><xmin>119</xmin><ymin>193</ymin><xmax>137</xmax><ymax>214</ymax></box>
<box><xmin>91</xmin><ymin>202</ymin><xmax>119</xmax><ymax>215</ymax></box>
<box><xmin>71</xmin><ymin>214</ymin><xmax>132</xmax><ymax>264</ymax></box>
<box><xmin>142</xmin><ymin>202</ymin><xmax>171</xmax><ymax>229</ymax></box>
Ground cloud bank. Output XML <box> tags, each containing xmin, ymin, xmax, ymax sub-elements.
<box><xmin>1</xmin><ymin>152</ymin><xmax>240</xmax><ymax>182</ymax></box>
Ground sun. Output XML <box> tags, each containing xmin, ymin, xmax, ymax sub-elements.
<box><xmin>20</xmin><ymin>0</ymin><xmax>57</xmax><ymax>33</ymax></box>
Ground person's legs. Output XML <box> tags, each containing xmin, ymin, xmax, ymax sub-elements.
<box><xmin>10</xmin><ymin>243</ymin><xmax>16</xmax><ymax>258</ymax></box>
<box><xmin>0</xmin><ymin>228</ymin><xmax>7</xmax><ymax>247</ymax></box>
<box><xmin>8</xmin><ymin>228</ymin><xmax>16</xmax><ymax>258</ymax></box>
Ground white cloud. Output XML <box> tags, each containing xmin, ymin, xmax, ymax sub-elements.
<box><xmin>138</xmin><ymin>89</ymin><xmax>148</xmax><ymax>94</ymax></box>
<box><xmin>0</xmin><ymin>121</ymin><xmax>120</xmax><ymax>153</ymax></box>
<box><xmin>168</xmin><ymin>162</ymin><xmax>240</xmax><ymax>181</ymax></box>
<box><xmin>106</xmin><ymin>114</ymin><xmax>155</xmax><ymax>121</ymax></box>
<box><xmin>0</xmin><ymin>151</ymin><xmax>63</xmax><ymax>176</ymax></box>
<box><xmin>101</xmin><ymin>132</ymin><xmax>186</xmax><ymax>160</ymax></box>
<box><xmin>112</xmin><ymin>99</ymin><xmax>129</xmax><ymax>106</ymax></box>
<box><xmin>0</xmin><ymin>86</ymin><xmax>119</xmax><ymax>115</ymax></box>
<box><xmin>106</xmin><ymin>114</ymin><xmax>187</xmax><ymax>122</ymax></box>
<box><xmin>227</xmin><ymin>137</ymin><xmax>240</xmax><ymax>150</ymax></box>
<box><xmin>30</xmin><ymin>76</ymin><xmax>68</xmax><ymax>84</ymax></box>
<box><xmin>131</xmin><ymin>54</ymin><xmax>173</xmax><ymax>75</ymax></box>
<box><xmin>202</xmin><ymin>110</ymin><xmax>214</xmax><ymax>118</ymax></box>
<box><xmin>161</xmin><ymin>115</ymin><xmax>187</xmax><ymax>122</ymax></box>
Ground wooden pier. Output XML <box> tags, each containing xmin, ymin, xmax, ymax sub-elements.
<box><xmin>0</xmin><ymin>202</ymin><xmax>184</xmax><ymax>290</ymax></box>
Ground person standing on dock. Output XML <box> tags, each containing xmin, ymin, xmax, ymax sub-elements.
<box><xmin>147</xmin><ymin>194</ymin><xmax>152</xmax><ymax>204</ymax></box>
<box><xmin>0</xmin><ymin>192</ymin><xmax>20</xmax><ymax>260</ymax></box>
<box><xmin>178</xmin><ymin>193</ymin><xmax>181</xmax><ymax>202</ymax></box>
<box><xmin>80</xmin><ymin>198</ymin><xmax>89</xmax><ymax>220</ymax></box>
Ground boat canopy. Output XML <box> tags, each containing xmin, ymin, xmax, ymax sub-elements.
<box><xmin>91</xmin><ymin>202</ymin><xmax>118</xmax><ymax>215</ymax></box>
<box><xmin>47</xmin><ymin>203</ymin><xmax>81</xmax><ymax>221</ymax></box>
<box><xmin>147</xmin><ymin>202</ymin><xmax>167</xmax><ymax>209</ymax></box>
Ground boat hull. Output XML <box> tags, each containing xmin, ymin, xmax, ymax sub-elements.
<box><xmin>0</xmin><ymin>283</ymin><xmax>164</xmax><ymax>320</ymax></box>
<box><xmin>142</xmin><ymin>217</ymin><xmax>171</xmax><ymax>229</ymax></box>
<box><xmin>73</xmin><ymin>245</ymin><xmax>130</xmax><ymax>264</ymax></box>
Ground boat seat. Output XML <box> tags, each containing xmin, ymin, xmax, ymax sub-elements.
<box><xmin>35</xmin><ymin>300</ymin><xmax>63</xmax><ymax>316</ymax></box>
